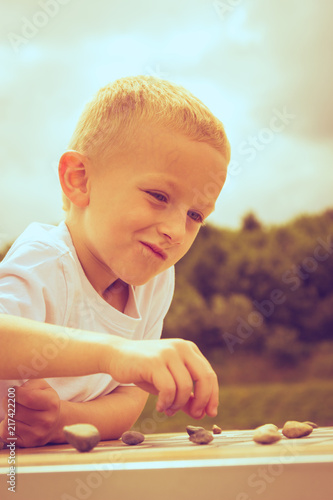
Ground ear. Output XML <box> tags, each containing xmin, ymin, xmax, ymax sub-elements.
<box><xmin>58</xmin><ymin>151</ymin><xmax>90</xmax><ymax>208</ymax></box>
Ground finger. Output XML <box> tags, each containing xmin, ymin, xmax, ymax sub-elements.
<box><xmin>185</xmin><ymin>354</ymin><xmax>219</xmax><ymax>418</ymax></box>
<box><xmin>12</xmin><ymin>406</ymin><xmax>58</xmax><ymax>448</ymax></box>
<box><xmin>135</xmin><ymin>382</ymin><xmax>159</xmax><ymax>395</ymax></box>
<box><xmin>12</xmin><ymin>420</ymin><xmax>35</xmax><ymax>448</ymax></box>
<box><xmin>204</xmin><ymin>377</ymin><xmax>220</xmax><ymax>417</ymax></box>
<box><xmin>20</xmin><ymin>379</ymin><xmax>51</xmax><ymax>390</ymax></box>
<box><xmin>163</xmin><ymin>361</ymin><xmax>194</xmax><ymax>414</ymax></box>
<box><xmin>0</xmin><ymin>415</ymin><xmax>21</xmax><ymax>445</ymax></box>
<box><xmin>152</xmin><ymin>368</ymin><xmax>177</xmax><ymax>413</ymax></box>
<box><xmin>10</xmin><ymin>402</ymin><xmax>41</xmax><ymax>426</ymax></box>
<box><xmin>15</xmin><ymin>386</ymin><xmax>56</xmax><ymax>411</ymax></box>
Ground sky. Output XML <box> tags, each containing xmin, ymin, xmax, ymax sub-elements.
<box><xmin>0</xmin><ymin>0</ymin><xmax>332</xmax><ymax>247</ymax></box>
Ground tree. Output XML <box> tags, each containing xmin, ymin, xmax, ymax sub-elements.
<box><xmin>242</xmin><ymin>212</ymin><xmax>262</xmax><ymax>231</ymax></box>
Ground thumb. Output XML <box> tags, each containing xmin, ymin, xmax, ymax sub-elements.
<box><xmin>20</xmin><ymin>379</ymin><xmax>51</xmax><ymax>390</ymax></box>
<box><xmin>135</xmin><ymin>381</ymin><xmax>159</xmax><ymax>395</ymax></box>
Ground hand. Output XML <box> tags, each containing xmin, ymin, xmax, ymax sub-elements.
<box><xmin>108</xmin><ymin>338</ymin><xmax>219</xmax><ymax>419</ymax></box>
<box><xmin>0</xmin><ymin>379</ymin><xmax>61</xmax><ymax>447</ymax></box>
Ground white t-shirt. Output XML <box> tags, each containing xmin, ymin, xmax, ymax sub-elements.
<box><xmin>0</xmin><ymin>221</ymin><xmax>174</xmax><ymax>419</ymax></box>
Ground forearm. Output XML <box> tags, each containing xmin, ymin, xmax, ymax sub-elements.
<box><xmin>50</xmin><ymin>386</ymin><xmax>149</xmax><ymax>443</ymax></box>
<box><xmin>0</xmin><ymin>314</ymin><xmax>125</xmax><ymax>380</ymax></box>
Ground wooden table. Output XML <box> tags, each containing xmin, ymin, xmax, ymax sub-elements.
<box><xmin>1</xmin><ymin>427</ymin><xmax>333</xmax><ymax>500</ymax></box>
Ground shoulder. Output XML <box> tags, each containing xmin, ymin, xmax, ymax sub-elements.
<box><xmin>0</xmin><ymin>222</ymin><xmax>78</xmax><ymax>322</ymax></box>
<box><xmin>0</xmin><ymin>220</ymin><xmax>79</xmax><ymax>295</ymax></box>
<box><xmin>0</xmin><ymin>221</ymin><xmax>77</xmax><ymax>284</ymax></box>
<box><xmin>3</xmin><ymin>221</ymin><xmax>72</xmax><ymax>263</ymax></box>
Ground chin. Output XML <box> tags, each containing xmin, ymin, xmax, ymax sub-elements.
<box><xmin>122</xmin><ymin>272</ymin><xmax>156</xmax><ymax>287</ymax></box>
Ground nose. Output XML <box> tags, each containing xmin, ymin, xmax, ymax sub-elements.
<box><xmin>157</xmin><ymin>208</ymin><xmax>187</xmax><ymax>244</ymax></box>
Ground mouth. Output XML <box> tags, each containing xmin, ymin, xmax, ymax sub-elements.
<box><xmin>140</xmin><ymin>241</ymin><xmax>167</xmax><ymax>260</ymax></box>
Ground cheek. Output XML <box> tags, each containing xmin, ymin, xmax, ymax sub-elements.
<box><xmin>124</xmin><ymin>205</ymin><xmax>155</xmax><ymax>229</ymax></box>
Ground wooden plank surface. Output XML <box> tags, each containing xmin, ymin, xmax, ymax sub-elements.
<box><xmin>1</xmin><ymin>426</ymin><xmax>333</xmax><ymax>468</ymax></box>
<box><xmin>1</xmin><ymin>428</ymin><xmax>332</xmax><ymax>500</ymax></box>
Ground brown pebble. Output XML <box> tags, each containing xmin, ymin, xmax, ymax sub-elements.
<box><xmin>189</xmin><ymin>429</ymin><xmax>214</xmax><ymax>445</ymax></box>
<box><xmin>186</xmin><ymin>425</ymin><xmax>205</xmax><ymax>436</ymax></box>
<box><xmin>63</xmin><ymin>424</ymin><xmax>100</xmax><ymax>452</ymax></box>
<box><xmin>121</xmin><ymin>431</ymin><xmax>145</xmax><ymax>445</ymax></box>
<box><xmin>253</xmin><ymin>424</ymin><xmax>282</xmax><ymax>445</ymax></box>
<box><xmin>302</xmin><ymin>421</ymin><xmax>318</xmax><ymax>429</ymax></box>
<box><xmin>282</xmin><ymin>421</ymin><xmax>313</xmax><ymax>438</ymax></box>
<box><xmin>212</xmin><ymin>425</ymin><xmax>222</xmax><ymax>434</ymax></box>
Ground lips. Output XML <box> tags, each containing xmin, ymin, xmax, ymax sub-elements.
<box><xmin>140</xmin><ymin>241</ymin><xmax>167</xmax><ymax>260</ymax></box>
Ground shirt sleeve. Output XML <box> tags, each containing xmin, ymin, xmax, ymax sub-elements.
<box><xmin>0</xmin><ymin>241</ymin><xmax>70</xmax><ymax>325</ymax></box>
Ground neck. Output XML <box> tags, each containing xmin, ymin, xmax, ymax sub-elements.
<box><xmin>65</xmin><ymin>216</ymin><xmax>119</xmax><ymax>297</ymax></box>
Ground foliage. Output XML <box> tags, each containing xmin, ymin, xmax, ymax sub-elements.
<box><xmin>163</xmin><ymin>209</ymin><xmax>333</xmax><ymax>360</ymax></box>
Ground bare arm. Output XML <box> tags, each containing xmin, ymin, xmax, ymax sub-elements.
<box><xmin>0</xmin><ymin>313</ymin><xmax>219</xmax><ymax>419</ymax></box>
<box><xmin>0</xmin><ymin>313</ymin><xmax>123</xmax><ymax>380</ymax></box>
<box><xmin>52</xmin><ymin>386</ymin><xmax>149</xmax><ymax>443</ymax></box>
<box><xmin>0</xmin><ymin>381</ymin><xmax>148</xmax><ymax>447</ymax></box>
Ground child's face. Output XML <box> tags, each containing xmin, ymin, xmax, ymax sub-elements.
<box><xmin>83</xmin><ymin>125</ymin><xmax>228</xmax><ymax>287</ymax></box>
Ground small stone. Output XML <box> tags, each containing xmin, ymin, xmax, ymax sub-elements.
<box><xmin>263</xmin><ymin>423</ymin><xmax>278</xmax><ymax>431</ymax></box>
<box><xmin>186</xmin><ymin>425</ymin><xmax>205</xmax><ymax>436</ymax></box>
<box><xmin>302</xmin><ymin>421</ymin><xmax>318</xmax><ymax>429</ymax></box>
<box><xmin>121</xmin><ymin>431</ymin><xmax>145</xmax><ymax>445</ymax></box>
<box><xmin>63</xmin><ymin>424</ymin><xmax>100</xmax><ymax>452</ymax></box>
<box><xmin>282</xmin><ymin>421</ymin><xmax>313</xmax><ymax>438</ymax></box>
<box><xmin>212</xmin><ymin>425</ymin><xmax>222</xmax><ymax>434</ymax></box>
<box><xmin>189</xmin><ymin>429</ymin><xmax>214</xmax><ymax>445</ymax></box>
<box><xmin>253</xmin><ymin>424</ymin><xmax>281</xmax><ymax>444</ymax></box>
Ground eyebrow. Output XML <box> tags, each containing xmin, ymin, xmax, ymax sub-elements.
<box><xmin>148</xmin><ymin>175</ymin><xmax>216</xmax><ymax>211</ymax></box>
<box><xmin>165</xmin><ymin>179</ymin><xmax>215</xmax><ymax>213</ymax></box>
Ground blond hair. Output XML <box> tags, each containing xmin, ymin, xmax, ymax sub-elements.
<box><xmin>62</xmin><ymin>75</ymin><xmax>230</xmax><ymax>210</ymax></box>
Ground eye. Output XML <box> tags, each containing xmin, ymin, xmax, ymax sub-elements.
<box><xmin>147</xmin><ymin>191</ymin><xmax>168</xmax><ymax>202</ymax></box>
<box><xmin>187</xmin><ymin>210</ymin><xmax>204</xmax><ymax>224</ymax></box>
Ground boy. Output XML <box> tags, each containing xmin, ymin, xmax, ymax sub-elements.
<box><xmin>0</xmin><ymin>76</ymin><xmax>230</xmax><ymax>447</ymax></box>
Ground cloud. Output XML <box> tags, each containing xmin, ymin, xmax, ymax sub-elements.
<box><xmin>242</xmin><ymin>0</ymin><xmax>333</xmax><ymax>140</ymax></box>
<box><xmin>211</xmin><ymin>135</ymin><xmax>333</xmax><ymax>228</ymax></box>
<box><xmin>2</xmin><ymin>0</ymin><xmax>214</xmax><ymax>49</ymax></box>
<box><xmin>0</xmin><ymin>0</ymin><xmax>332</xmax><ymax>241</ymax></box>
<box><xmin>187</xmin><ymin>1</ymin><xmax>333</xmax><ymax>142</ymax></box>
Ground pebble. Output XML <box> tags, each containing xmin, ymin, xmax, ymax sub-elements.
<box><xmin>121</xmin><ymin>431</ymin><xmax>145</xmax><ymax>445</ymax></box>
<box><xmin>212</xmin><ymin>425</ymin><xmax>222</xmax><ymax>434</ymax></box>
<box><xmin>186</xmin><ymin>425</ymin><xmax>205</xmax><ymax>436</ymax></box>
<box><xmin>253</xmin><ymin>424</ymin><xmax>282</xmax><ymax>444</ymax></box>
<box><xmin>282</xmin><ymin>421</ymin><xmax>313</xmax><ymax>438</ymax></box>
<box><xmin>63</xmin><ymin>424</ymin><xmax>100</xmax><ymax>452</ymax></box>
<box><xmin>189</xmin><ymin>429</ymin><xmax>214</xmax><ymax>445</ymax></box>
